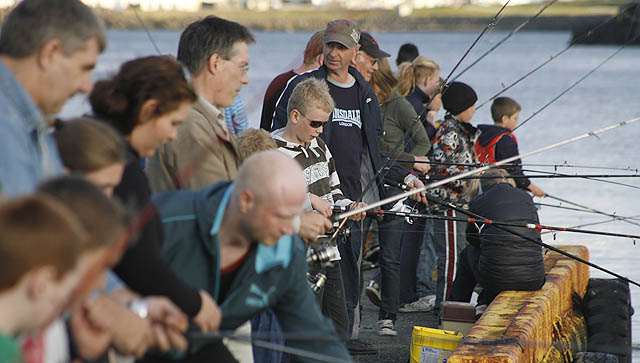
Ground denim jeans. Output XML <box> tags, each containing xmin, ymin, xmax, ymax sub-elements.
<box><xmin>337</xmin><ymin>220</ymin><xmax>365</xmax><ymax>338</ymax></box>
<box><xmin>250</xmin><ymin>309</ymin><xmax>285</xmax><ymax>363</ymax></box>
<box><xmin>309</xmin><ymin>261</ymin><xmax>349</xmax><ymax>340</ymax></box>
<box><xmin>416</xmin><ymin>218</ymin><xmax>437</xmax><ymax>298</ymax></box>
<box><xmin>377</xmin><ymin>214</ymin><xmax>405</xmax><ymax>321</ymax></box>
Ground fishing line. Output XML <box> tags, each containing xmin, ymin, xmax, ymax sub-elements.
<box><xmin>475</xmin><ymin>8</ymin><xmax>631</xmax><ymax>110</ymax></box>
<box><xmin>133</xmin><ymin>8</ymin><xmax>162</xmax><ymax>54</ymax></box>
<box><xmin>541</xmin><ymin>214</ymin><xmax>640</xmax><ymax>235</ymax></box>
<box><xmin>547</xmin><ymin>193</ymin><xmax>640</xmax><ymax>229</ymax></box>
<box><xmin>450</xmin><ymin>0</ymin><xmax>559</xmax><ymax>82</ymax></box>
<box><xmin>336</xmin><ymin>116</ymin><xmax>640</xmax><ymax>221</ymax></box>
<box><xmin>426</xmin><ymin>195</ymin><xmax>640</xmax><ymax>288</ymax></box>
<box><xmin>520</xmin><ymin>169</ymin><xmax>640</xmax><ymax>190</ymax></box>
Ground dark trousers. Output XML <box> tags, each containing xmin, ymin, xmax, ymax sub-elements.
<box><xmin>433</xmin><ymin>209</ymin><xmax>468</xmax><ymax>308</ymax></box>
<box><xmin>310</xmin><ymin>262</ymin><xmax>349</xmax><ymax>340</ymax></box>
<box><xmin>337</xmin><ymin>220</ymin><xmax>364</xmax><ymax>338</ymax></box>
<box><xmin>449</xmin><ymin>245</ymin><xmax>498</xmax><ymax>306</ymax></box>
<box><xmin>398</xmin><ymin>218</ymin><xmax>423</xmax><ymax>305</ymax></box>
<box><xmin>377</xmin><ymin>214</ymin><xmax>405</xmax><ymax>321</ymax></box>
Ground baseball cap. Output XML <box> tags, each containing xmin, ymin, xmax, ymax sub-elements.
<box><xmin>359</xmin><ymin>32</ymin><xmax>390</xmax><ymax>58</ymax></box>
<box><xmin>324</xmin><ymin>19</ymin><xmax>360</xmax><ymax>49</ymax></box>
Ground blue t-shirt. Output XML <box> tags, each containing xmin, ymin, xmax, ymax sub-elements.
<box><xmin>326</xmin><ymin>76</ymin><xmax>362</xmax><ymax>201</ymax></box>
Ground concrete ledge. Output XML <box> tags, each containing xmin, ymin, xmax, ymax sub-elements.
<box><xmin>448</xmin><ymin>245</ymin><xmax>589</xmax><ymax>363</ymax></box>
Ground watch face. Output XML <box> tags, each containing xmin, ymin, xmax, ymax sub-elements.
<box><xmin>130</xmin><ymin>300</ymin><xmax>149</xmax><ymax>319</ymax></box>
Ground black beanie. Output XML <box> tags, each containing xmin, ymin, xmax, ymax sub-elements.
<box><xmin>442</xmin><ymin>81</ymin><xmax>477</xmax><ymax>116</ymax></box>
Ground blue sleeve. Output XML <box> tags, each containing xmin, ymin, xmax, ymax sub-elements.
<box><xmin>272</xmin><ymin>241</ymin><xmax>352</xmax><ymax>362</ymax></box>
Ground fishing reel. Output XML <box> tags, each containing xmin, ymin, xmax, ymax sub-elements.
<box><xmin>306</xmin><ymin>272</ymin><xmax>327</xmax><ymax>295</ymax></box>
<box><xmin>306</xmin><ymin>245</ymin><xmax>339</xmax><ymax>266</ymax></box>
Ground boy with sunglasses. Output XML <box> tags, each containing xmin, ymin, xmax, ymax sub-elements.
<box><xmin>271</xmin><ymin>78</ymin><xmax>367</xmax><ymax>341</ymax></box>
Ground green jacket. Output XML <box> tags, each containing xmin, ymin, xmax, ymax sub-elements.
<box><xmin>153</xmin><ymin>182</ymin><xmax>351</xmax><ymax>362</ymax></box>
<box><xmin>381</xmin><ymin>91</ymin><xmax>431</xmax><ymax>157</ymax></box>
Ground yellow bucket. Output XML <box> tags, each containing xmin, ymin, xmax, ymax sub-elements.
<box><xmin>410</xmin><ymin>326</ymin><xmax>463</xmax><ymax>363</ymax></box>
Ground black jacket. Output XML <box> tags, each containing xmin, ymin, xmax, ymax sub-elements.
<box><xmin>405</xmin><ymin>86</ymin><xmax>437</xmax><ymax>140</ymax></box>
<box><xmin>466</xmin><ymin>182</ymin><xmax>545</xmax><ymax>292</ymax></box>
<box><xmin>476</xmin><ymin>124</ymin><xmax>531</xmax><ymax>189</ymax></box>
<box><xmin>272</xmin><ymin>65</ymin><xmax>409</xmax><ymax>200</ymax></box>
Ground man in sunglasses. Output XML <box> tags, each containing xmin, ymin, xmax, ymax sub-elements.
<box><xmin>271</xmin><ymin>19</ymin><xmax>427</xmax><ymax>351</ymax></box>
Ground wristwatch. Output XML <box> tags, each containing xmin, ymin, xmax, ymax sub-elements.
<box><xmin>128</xmin><ymin>299</ymin><xmax>149</xmax><ymax>319</ymax></box>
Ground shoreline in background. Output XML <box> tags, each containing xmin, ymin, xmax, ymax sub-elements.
<box><xmin>0</xmin><ymin>1</ymin><xmax>624</xmax><ymax>32</ymax></box>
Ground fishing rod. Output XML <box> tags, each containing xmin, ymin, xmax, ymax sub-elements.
<box><xmin>420</xmin><ymin>173</ymin><xmax>640</xmax><ymax>180</ymax></box>
<box><xmin>475</xmin><ymin>8</ymin><xmax>631</xmax><ymax>110</ymax></box>
<box><xmin>541</xmin><ymin>214</ymin><xmax>640</xmax><ymax>236</ymax></box>
<box><xmin>546</xmin><ymin>193</ymin><xmax>640</xmax><ymax>229</ymax></box>
<box><xmin>520</xmin><ymin>168</ymin><xmax>640</xmax><ymax>191</ymax></box>
<box><xmin>366</xmin><ymin>209</ymin><xmax>640</xmax><ymax>240</ymax></box>
<box><xmin>514</xmin><ymin>34</ymin><xmax>638</xmax><ymax>133</ymax></box>
<box><xmin>330</xmin><ymin>1</ymin><xmax>514</xmax><ymax>240</ymax></box>
<box><xmin>335</xmin><ymin>116</ymin><xmax>640</xmax><ymax>221</ymax></box>
<box><xmin>450</xmin><ymin>0</ymin><xmax>559</xmax><ymax>82</ymax></box>
<box><xmin>425</xmin><ymin>195</ymin><xmax>640</xmax><ymax>288</ymax></box>
<box><xmin>398</xmin><ymin>159</ymin><xmax>640</xmax><ymax>173</ymax></box>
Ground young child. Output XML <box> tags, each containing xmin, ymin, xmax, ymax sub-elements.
<box><xmin>427</xmin><ymin>81</ymin><xmax>480</xmax><ymax>310</ymax></box>
<box><xmin>0</xmin><ymin>195</ymin><xmax>96</xmax><ymax>363</ymax></box>
<box><xmin>475</xmin><ymin>97</ymin><xmax>546</xmax><ymax>197</ymax></box>
<box><xmin>271</xmin><ymin>77</ymin><xmax>366</xmax><ymax>340</ymax></box>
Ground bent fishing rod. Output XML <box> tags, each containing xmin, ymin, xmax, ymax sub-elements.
<box><xmin>425</xmin><ymin>195</ymin><xmax>640</xmax><ymax>288</ymax></box>
<box><xmin>450</xmin><ymin>0</ymin><xmax>559</xmax><ymax>83</ymax></box>
<box><xmin>475</xmin><ymin>7</ymin><xmax>632</xmax><ymax>110</ymax></box>
<box><xmin>336</xmin><ymin>116</ymin><xmax>640</xmax><ymax>221</ymax></box>
<box><xmin>366</xmin><ymin>209</ymin><xmax>640</xmax><ymax>241</ymax></box>
<box><xmin>398</xmin><ymin>159</ymin><xmax>640</xmax><ymax>173</ymax></box>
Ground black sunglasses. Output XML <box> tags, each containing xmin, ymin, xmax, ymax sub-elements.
<box><xmin>298</xmin><ymin>111</ymin><xmax>327</xmax><ymax>129</ymax></box>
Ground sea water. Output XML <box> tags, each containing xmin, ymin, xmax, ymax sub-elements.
<box><xmin>60</xmin><ymin>29</ymin><xmax>640</xmax><ymax>358</ymax></box>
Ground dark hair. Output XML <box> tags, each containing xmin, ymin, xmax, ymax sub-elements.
<box><xmin>396</xmin><ymin>43</ymin><xmax>419</xmax><ymax>67</ymax></box>
<box><xmin>0</xmin><ymin>195</ymin><xmax>87</xmax><ymax>291</ymax></box>
<box><xmin>178</xmin><ymin>16</ymin><xmax>255</xmax><ymax>76</ymax></box>
<box><xmin>89</xmin><ymin>55</ymin><xmax>197</xmax><ymax>136</ymax></box>
<box><xmin>54</xmin><ymin>118</ymin><xmax>125</xmax><ymax>174</ymax></box>
<box><xmin>0</xmin><ymin>0</ymin><xmax>105</xmax><ymax>58</ymax></box>
<box><xmin>491</xmin><ymin>97</ymin><xmax>521</xmax><ymax>124</ymax></box>
<box><xmin>38</xmin><ymin>176</ymin><xmax>128</xmax><ymax>251</ymax></box>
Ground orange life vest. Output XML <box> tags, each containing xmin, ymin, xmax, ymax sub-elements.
<box><xmin>475</xmin><ymin>131</ymin><xmax>518</xmax><ymax>164</ymax></box>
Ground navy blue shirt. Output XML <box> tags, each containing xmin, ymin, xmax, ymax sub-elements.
<box><xmin>406</xmin><ymin>87</ymin><xmax>437</xmax><ymax>140</ymax></box>
<box><xmin>326</xmin><ymin>77</ymin><xmax>363</xmax><ymax>200</ymax></box>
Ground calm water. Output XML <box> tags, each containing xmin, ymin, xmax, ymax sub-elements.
<box><xmin>61</xmin><ymin>29</ymin><xmax>640</xmax><ymax>357</ymax></box>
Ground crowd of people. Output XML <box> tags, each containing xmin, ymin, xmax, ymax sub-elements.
<box><xmin>0</xmin><ymin>0</ymin><xmax>549</xmax><ymax>362</ymax></box>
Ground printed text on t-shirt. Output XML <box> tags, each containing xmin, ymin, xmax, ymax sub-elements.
<box><xmin>332</xmin><ymin>108</ymin><xmax>361</xmax><ymax>128</ymax></box>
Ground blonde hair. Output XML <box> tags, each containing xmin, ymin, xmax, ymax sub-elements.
<box><xmin>397</xmin><ymin>56</ymin><xmax>440</xmax><ymax>96</ymax></box>
<box><xmin>370</xmin><ymin>57</ymin><xmax>397</xmax><ymax>105</ymax></box>
<box><xmin>236</xmin><ymin>128</ymin><xmax>278</xmax><ymax>160</ymax></box>
<box><xmin>287</xmin><ymin>78</ymin><xmax>335</xmax><ymax>117</ymax></box>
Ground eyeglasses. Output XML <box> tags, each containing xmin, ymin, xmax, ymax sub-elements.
<box><xmin>225</xmin><ymin>58</ymin><xmax>250</xmax><ymax>74</ymax></box>
<box><xmin>298</xmin><ymin>111</ymin><xmax>327</xmax><ymax>128</ymax></box>
<box><xmin>359</xmin><ymin>51</ymin><xmax>378</xmax><ymax>67</ymax></box>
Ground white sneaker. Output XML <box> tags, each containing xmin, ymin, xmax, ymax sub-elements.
<box><xmin>376</xmin><ymin>319</ymin><xmax>397</xmax><ymax>336</ymax></box>
<box><xmin>399</xmin><ymin>295</ymin><xmax>436</xmax><ymax>313</ymax></box>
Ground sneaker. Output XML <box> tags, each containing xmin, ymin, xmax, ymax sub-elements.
<box><xmin>475</xmin><ymin>304</ymin><xmax>487</xmax><ymax>319</ymax></box>
<box><xmin>376</xmin><ymin>319</ymin><xmax>397</xmax><ymax>336</ymax></box>
<box><xmin>346</xmin><ymin>339</ymin><xmax>377</xmax><ymax>355</ymax></box>
<box><xmin>399</xmin><ymin>295</ymin><xmax>436</xmax><ymax>313</ymax></box>
<box><xmin>365</xmin><ymin>280</ymin><xmax>381</xmax><ymax>307</ymax></box>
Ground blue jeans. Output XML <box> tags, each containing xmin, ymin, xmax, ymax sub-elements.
<box><xmin>251</xmin><ymin>309</ymin><xmax>286</xmax><ymax>363</ymax></box>
<box><xmin>416</xmin><ymin>218</ymin><xmax>437</xmax><ymax>297</ymax></box>
<box><xmin>377</xmin><ymin>214</ymin><xmax>405</xmax><ymax>321</ymax></box>
<box><xmin>338</xmin><ymin>220</ymin><xmax>364</xmax><ymax>338</ymax></box>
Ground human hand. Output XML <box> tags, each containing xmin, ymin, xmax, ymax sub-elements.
<box><xmin>429</xmin><ymin>94</ymin><xmax>442</xmax><ymax>112</ymax></box>
<box><xmin>528</xmin><ymin>183</ymin><xmax>546</xmax><ymax>197</ymax></box>
<box><xmin>193</xmin><ymin>290</ymin><xmax>221</xmax><ymax>333</ymax></box>
<box><xmin>70</xmin><ymin>299</ymin><xmax>113</xmax><ymax>360</ymax></box>
<box><xmin>310</xmin><ymin>194</ymin><xmax>333</xmax><ymax>218</ymax></box>
<box><xmin>348</xmin><ymin>202</ymin><xmax>368</xmax><ymax>221</ymax></box>
<box><xmin>413</xmin><ymin>156</ymin><xmax>430</xmax><ymax>174</ymax></box>
<box><xmin>406</xmin><ymin>177</ymin><xmax>427</xmax><ymax>204</ymax></box>
<box><xmin>298</xmin><ymin>212</ymin><xmax>333</xmax><ymax>241</ymax></box>
<box><xmin>92</xmin><ymin>295</ymin><xmax>152</xmax><ymax>358</ymax></box>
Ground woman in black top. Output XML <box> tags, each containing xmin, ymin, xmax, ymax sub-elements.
<box><xmin>89</xmin><ymin>56</ymin><xmax>221</xmax><ymax>334</ymax></box>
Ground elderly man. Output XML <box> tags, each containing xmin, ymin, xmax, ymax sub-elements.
<box><xmin>153</xmin><ymin>151</ymin><xmax>352</xmax><ymax>362</ymax></box>
<box><xmin>146</xmin><ymin>16</ymin><xmax>254</xmax><ymax>192</ymax></box>
<box><xmin>0</xmin><ymin>0</ymin><xmax>105</xmax><ymax>196</ymax></box>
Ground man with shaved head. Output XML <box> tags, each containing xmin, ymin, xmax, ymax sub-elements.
<box><xmin>152</xmin><ymin>150</ymin><xmax>351</xmax><ymax>362</ymax></box>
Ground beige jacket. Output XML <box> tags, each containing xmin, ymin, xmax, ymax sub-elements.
<box><xmin>146</xmin><ymin>98</ymin><xmax>242</xmax><ymax>193</ymax></box>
